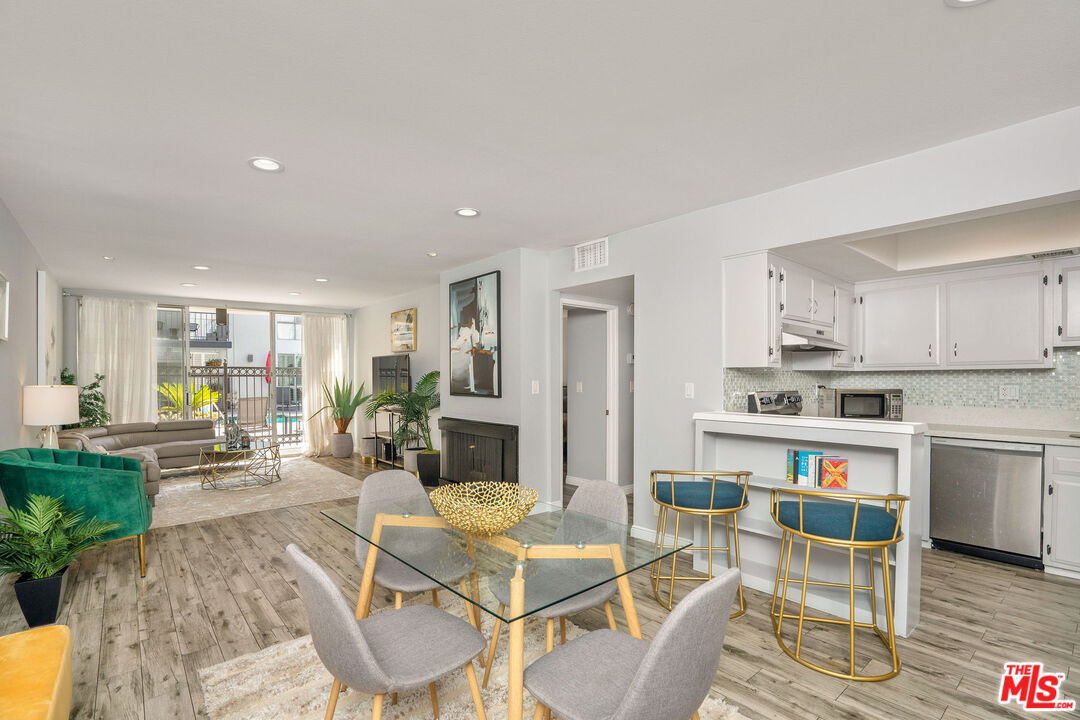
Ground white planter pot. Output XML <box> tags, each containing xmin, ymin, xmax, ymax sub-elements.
<box><xmin>402</xmin><ymin>447</ymin><xmax>422</xmax><ymax>472</ymax></box>
<box><xmin>330</xmin><ymin>433</ymin><xmax>354</xmax><ymax>458</ymax></box>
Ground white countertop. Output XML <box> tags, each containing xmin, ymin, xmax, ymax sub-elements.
<box><xmin>693</xmin><ymin>411</ymin><xmax>928</xmax><ymax>435</ymax></box>
<box><xmin>926</xmin><ymin>424</ymin><xmax>1080</xmax><ymax>448</ymax></box>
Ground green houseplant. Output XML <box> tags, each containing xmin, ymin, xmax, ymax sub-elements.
<box><xmin>365</xmin><ymin>370</ymin><xmax>441</xmax><ymax>485</ymax></box>
<box><xmin>310</xmin><ymin>378</ymin><xmax>373</xmax><ymax>458</ymax></box>
<box><xmin>0</xmin><ymin>494</ymin><xmax>119</xmax><ymax>627</ymax></box>
<box><xmin>60</xmin><ymin>367</ymin><xmax>112</xmax><ymax>428</ymax></box>
<box><xmin>157</xmin><ymin>382</ymin><xmax>220</xmax><ymax>420</ymax></box>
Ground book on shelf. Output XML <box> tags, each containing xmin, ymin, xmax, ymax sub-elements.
<box><xmin>786</xmin><ymin>450</ymin><xmax>849</xmax><ymax>488</ymax></box>
<box><xmin>797</xmin><ymin>451</ymin><xmax>823</xmax><ymax>486</ymax></box>
<box><xmin>819</xmin><ymin>457</ymin><xmax>849</xmax><ymax>488</ymax></box>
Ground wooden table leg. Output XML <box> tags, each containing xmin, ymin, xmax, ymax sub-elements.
<box><xmin>508</xmin><ymin>569</ymin><xmax>526</xmax><ymax>720</ymax></box>
<box><xmin>354</xmin><ymin>518</ymin><xmax>384</xmax><ymax>620</ymax></box>
<box><xmin>611</xmin><ymin>544</ymin><xmax>643</xmax><ymax>639</ymax></box>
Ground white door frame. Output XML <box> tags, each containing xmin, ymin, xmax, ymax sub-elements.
<box><xmin>560</xmin><ymin>298</ymin><xmax>619</xmax><ymax>486</ymax></box>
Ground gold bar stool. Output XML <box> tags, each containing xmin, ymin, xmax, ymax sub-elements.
<box><xmin>769</xmin><ymin>487</ymin><xmax>908</xmax><ymax>682</ymax></box>
<box><xmin>650</xmin><ymin>470</ymin><xmax>750</xmax><ymax>617</ymax></box>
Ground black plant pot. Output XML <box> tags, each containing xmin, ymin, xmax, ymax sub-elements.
<box><xmin>416</xmin><ymin>451</ymin><xmax>441</xmax><ymax>487</ymax></box>
<box><xmin>13</xmin><ymin>567</ymin><xmax>69</xmax><ymax>628</ymax></box>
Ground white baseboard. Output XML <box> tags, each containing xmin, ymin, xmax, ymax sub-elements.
<box><xmin>1044</xmin><ymin>565</ymin><xmax>1080</xmax><ymax>581</ymax></box>
<box><xmin>565</xmin><ymin>475</ymin><xmax>634</xmax><ymax>494</ymax></box>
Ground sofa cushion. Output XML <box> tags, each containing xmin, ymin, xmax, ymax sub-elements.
<box><xmin>104</xmin><ymin>422</ymin><xmax>157</xmax><ymax>435</ymax></box>
<box><xmin>156</xmin><ymin>420</ymin><xmax>214</xmax><ymax>432</ymax></box>
<box><xmin>57</xmin><ymin>432</ymin><xmax>106</xmax><ymax>454</ymax></box>
<box><xmin>148</xmin><ymin>439</ymin><xmax>216</xmax><ymax>459</ymax></box>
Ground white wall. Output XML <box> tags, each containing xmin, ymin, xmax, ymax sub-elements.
<box><xmin>565</xmin><ymin>309</ymin><xmax>607</xmax><ymax>483</ymax></box>
<box><xmin>354</xmin><ymin>283</ymin><xmax>441</xmax><ymax>445</ymax></box>
<box><xmin>0</xmin><ymin>197</ymin><xmax>54</xmax><ymax>448</ymax></box>
<box><xmin>36</xmin><ymin>270</ymin><xmax>63</xmax><ymax>385</ymax></box>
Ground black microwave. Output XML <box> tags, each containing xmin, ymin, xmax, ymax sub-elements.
<box><xmin>830</xmin><ymin>389</ymin><xmax>904</xmax><ymax>420</ymax></box>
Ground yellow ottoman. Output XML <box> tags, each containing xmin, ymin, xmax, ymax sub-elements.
<box><xmin>0</xmin><ymin>625</ymin><xmax>73</xmax><ymax>720</ymax></box>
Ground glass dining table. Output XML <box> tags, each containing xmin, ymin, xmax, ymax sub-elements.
<box><xmin>322</xmin><ymin>494</ymin><xmax>691</xmax><ymax>720</ymax></box>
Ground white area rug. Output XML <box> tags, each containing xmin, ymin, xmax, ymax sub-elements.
<box><xmin>199</xmin><ymin>594</ymin><xmax>744</xmax><ymax>720</ymax></box>
<box><xmin>152</xmin><ymin>457</ymin><xmax>362</xmax><ymax>528</ymax></box>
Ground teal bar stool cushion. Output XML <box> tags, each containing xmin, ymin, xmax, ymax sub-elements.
<box><xmin>776</xmin><ymin>500</ymin><xmax>897</xmax><ymax>542</ymax></box>
<box><xmin>653</xmin><ymin>480</ymin><xmax>745</xmax><ymax>510</ymax></box>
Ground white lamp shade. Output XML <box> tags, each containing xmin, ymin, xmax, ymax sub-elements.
<box><xmin>23</xmin><ymin>385</ymin><xmax>80</xmax><ymax>426</ymax></box>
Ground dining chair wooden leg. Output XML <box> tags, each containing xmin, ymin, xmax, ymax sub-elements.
<box><xmin>532</xmin><ymin>704</ymin><xmax>546</xmax><ymax>720</ymax></box>
<box><xmin>545</xmin><ymin>618</ymin><xmax>555</xmax><ymax>652</ymax></box>
<box><xmin>429</xmin><ymin>682</ymin><xmax>439</xmax><ymax>719</ymax></box>
<box><xmin>482</xmin><ymin>604</ymin><xmax>504</xmax><ymax>689</ymax></box>
<box><xmin>559</xmin><ymin>616</ymin><xmax>566</xmax><ymax>645</ymax></box>
<box><xmin>391</xmin><ymin>693</ymin><xmax>398</xmax><ymax>705</ymax></box>
<box><xmin>394</xmin><ymin>592</ymin><xmax>403</xmax><ymax>609</ymax></box>
<box><xmin>603</xmin><ymin>601</ymin><xmax>617</xmax><ymax>630</ymax></box>
<box><xmin>431</xmin><ymin>589</ymin><xmax>439</xmax><ymax>608</ymax></box>
<box><xmin>372</xmin><ymin>694</ymin><xmax>384</xmax><ymax>720</ymax></box>
<box><xmin>137</xmin><ymin>534</ymin><xmax>146</xmax><ymax>578</ymax></box>
<box><xmin>324</xmin><ymin>679</ymin><xmax>342</xmax><ymax>720</ymax></box>
<box><xmin>464</xmin><ymin>661</ymin><xmax>487</xmax><ymax>720</ymax></box>
<box><xmin>691</xmin><ymin>713</ymin><xmax>700</xmax><ymax>720</ymax></box>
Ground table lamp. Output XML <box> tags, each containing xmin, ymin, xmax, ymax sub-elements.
<box><xmin>23</xmin><ymin>385</ymin><xmax>80</xmax><ymax>449</ymax></box>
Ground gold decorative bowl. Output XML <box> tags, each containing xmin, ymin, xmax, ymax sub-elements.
<box><xmin>429</xmin><ymin>481</ymin><xmax>539</xmax><ymax>536</ymax></box>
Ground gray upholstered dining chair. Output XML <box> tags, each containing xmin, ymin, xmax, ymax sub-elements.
<box><xmin>482</xmin><ymin>480</ymin><xmax>628</xmax><ymax>688</ymax></box>
<box><xmin>355</xmin><ymin>469</ymin><xmax>476</xmax><ymax>610</ymax></box>
<box><xmin>524</xmin><ymin>568</ymin><xmax>741</xmax><ymax>720</ymax></box>
<box><xmin>286</xmin><ymin>544</ymin><xmax>488</xmax><ymax>720</ymax></box>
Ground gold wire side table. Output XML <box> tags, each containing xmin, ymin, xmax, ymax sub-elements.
<box><xmin>198</xmin><ymin>440</ymin><xmax>281</xmax><ymax>490</ymax></box>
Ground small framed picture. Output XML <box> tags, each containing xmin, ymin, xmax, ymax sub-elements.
<box><xmin>390</xmin><ymin>307</ymin><xmax>417</xmax><ymax>352</ymax></box>
<box><xmin>0</xmin><ymin>271</ymin><xmax>8</xmax><ymax>341</ymax></box>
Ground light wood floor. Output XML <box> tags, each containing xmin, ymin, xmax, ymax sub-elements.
<box><xmin>1</xmin><ymin>467</ymin><xmax>1077</xmax><ymax>719</ymax></box>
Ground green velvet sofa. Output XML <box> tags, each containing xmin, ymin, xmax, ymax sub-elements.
<box><xmin>0</xmin><ymin>448</ymin><xmax>153</xmax><ymax>577</ymax></box>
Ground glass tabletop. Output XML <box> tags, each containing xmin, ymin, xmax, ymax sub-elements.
<box><xmin>201</xmin><ymin>440</ymin><xmax>278</xmax><ymax>452</ymax></box>
<box><xmin>322</xmin><ymin>494</ymin><xmax>691</xmax><ymax>623</ymax></box>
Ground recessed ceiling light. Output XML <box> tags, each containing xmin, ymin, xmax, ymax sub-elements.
<box><xmin>180</xmin><ymin>282</ymin><xmax>197</xmax><ymax>287</ymax></box>
<box><xmin>314</xmin><ymin>277</ymin><xmax>329</xmax><ymax>283</ymax></box>
<box><xmin>102</xmin><ymin>256</ymin><xmax>115</xmax><ymax>261</ymax></box>
<box><xmin>427</xmin><ymin>252</ymin><xmax>439</xmax><ymax>257</ymax></box>
<box><xmin>288</xmin><ymin>291</ymin><xmax>302</xmax><ymax>296</ymax></box>
<box><xmin>192</xmin><ymin>265</ymin><xmax>211</xmax><ymax>271</ymax></box>
<box><xmin>944</xmin><ymin>0</ymin><xmax>990</xmax><ymax>6</ymax></box>
<box><xmin>248</xmin><ymin>156</ymin><xmax>284</xmax><ymax>173</ymax></box>
<box><xmin>455</xmin><ymin>207</ymin><xmax>480</xmax><ymax>218</ymax></box>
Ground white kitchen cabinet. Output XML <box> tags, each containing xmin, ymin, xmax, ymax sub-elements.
<box><xmin>832</xmin><ymin>285</ymin><xmax>856</xmax><ymax>368</ymax></box>
<box><xmin>1044</xmin><ymin>445</ymin><xmax>1080</xmax><ymax>575</ymax></box>
<box><xmin>813</xmin><ymin>278</ymin><xmax>836</xmax><ymax>328</ymax></box>
<box><xmin>857</xmin><ymin>283</ymin><xmax>942</xmax><ymax>369</ymax></box>
<box><xmin>1054</xmin><ymin>257</ymin><xmax>1080</xmax><ymax>346</ymax></box>
<box><xmin>781</xmin><ymin>264</ymin><xmax>834</xmax><ymax>328</ymax></box>
<box><xmin>945</xmin><ymin>266</ymin><xmax>1051</xmax><ymax>368</ymax></box>
<box><xmin>722</xmin><ymin>253</ymin><xmax>782</xmax><ymax>368</ymax></box>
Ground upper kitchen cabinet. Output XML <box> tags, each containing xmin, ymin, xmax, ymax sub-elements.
<box><xmin>945</xmin><ymin>264</ymin><xmax>1052</xmax><ymax>369</ymax></box>
<box><xmin>1055</xmin><ymin>255</ymin><xmax>1080</xmax><ymax>346</ymax></box>
<box><xmin>780</xmin><ymin>263</ymin><xmax>835</xmax><ymax>328</ymax></box>
<box><xmin>857</xmin><ymin>282</ymin><xmax>942</xmax><ymax>369</ymax></box>
<box><xmin>832</xmin><ymin>286</ymin><xmax>856</xmax><ymax>368</ymax></box>
<box><xmin>722</xmin><ymin>252</ymin><xmax>782</xmax><ymax>368</ymax></box>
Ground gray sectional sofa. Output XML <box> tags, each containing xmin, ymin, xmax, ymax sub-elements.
<box><xmin>58</xmin><ymin>420</ymin><xmax>218</xmax><ymax>504</ymax></box>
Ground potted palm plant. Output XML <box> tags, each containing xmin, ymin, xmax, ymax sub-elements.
<box><xmin>0</xmin><ymin>494</ymin><xmax>119</xmax><ymax>627</ymax></box>
<box><xmin>310</xmin><ymin>378</ymin><xmax>373</xmax><ymax>458</ymax></box>
<box><xmin>365</xmin><ymin>370</ymin><xmax>441</xmax><ymax>485</ymax></box>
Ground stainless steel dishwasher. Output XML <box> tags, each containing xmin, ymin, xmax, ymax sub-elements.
<box><xmin>930</xmin><ymin>437</ymin><xmax>1044</xmax><ymax>568</ymax></box>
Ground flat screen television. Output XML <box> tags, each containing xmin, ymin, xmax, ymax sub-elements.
<box><xmin>372</xmin><ymin>354</ymin><xmax>411</xmax><ymax>395</ymax></box>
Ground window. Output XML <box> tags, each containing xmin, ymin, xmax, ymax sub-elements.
<box><xmin>277</xmin><ymin>316</ymin><xmax>302</xmax><ymax>341</ymax></box>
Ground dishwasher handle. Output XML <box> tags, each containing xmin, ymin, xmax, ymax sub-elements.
<box><xmin>930</xmin><ymin>437</ymin><xmax>1044</xmax><ymax>455</ymax></box>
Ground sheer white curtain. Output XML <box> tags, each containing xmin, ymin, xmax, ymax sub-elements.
<box><xmin>302</xmin><ymin>312</ymin><xmax>349</xmax><ymax>456</ymax></box>
<box><xmin>78</xmin><ymin>296</ymin><xmax>157</xmax><ymax>424</ymax></box>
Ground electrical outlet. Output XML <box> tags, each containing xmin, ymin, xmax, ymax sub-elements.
<box><xmin>684</xmin><ymin>382</ymin><xmax>695</xmax><ymax>399</ymax></box>
<box><xmin>999</xmin><ymin>384</ymin><xmax>1020</xmax><ymax>401</ymax></box>
<box><xmin>576</xmin><ymin>381</ymin><xmax>583</xmax><ymax>393</ymax></box>
<box><xmin>531</xmin><ymin>380</ymin><xmax>540</xmax><ymax>395</ymax></box>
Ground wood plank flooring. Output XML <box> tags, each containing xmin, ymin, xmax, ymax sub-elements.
<box><xmin>1</xmin><ymin>463</ymin><xmax>1077</xmax><ymax>719</ymax></box>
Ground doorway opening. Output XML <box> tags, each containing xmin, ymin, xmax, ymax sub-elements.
<box><xmin>560</xmin><ymin>275</ymin><xmax>634</xmax><ymax>509</ymax></box>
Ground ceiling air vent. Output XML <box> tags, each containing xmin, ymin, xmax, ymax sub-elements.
<box><xmin>573</xmin><ymin>237</ymin><xmax>609</xmax><ymax>272</ymax></box>
<box><xmin>1031</xmin><ymin>248</ymin><xmax>1078</xmax><ymax>260</ymax></box>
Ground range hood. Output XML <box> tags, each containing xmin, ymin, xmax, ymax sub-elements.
<box><xmin>780</xmin><ymin>322</ymin><xmax>848</xmax><ymax>352</ymax></box>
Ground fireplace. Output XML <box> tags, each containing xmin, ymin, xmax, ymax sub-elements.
<box><xmin>438</xmin><ymin>417</ymin><xmax>519</xmax><ymax>484</ymax></box>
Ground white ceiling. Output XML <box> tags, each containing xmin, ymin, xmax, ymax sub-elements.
<box><xmin>2</xmin><ymin>1</ymin><xmax>1079</xmax><ymax>308</ymax></box>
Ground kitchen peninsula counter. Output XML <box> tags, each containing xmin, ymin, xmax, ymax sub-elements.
<box><xmin>692</xmin><ymin>411</ymin><xmax>929</xmax><ymax>636</ymax></box>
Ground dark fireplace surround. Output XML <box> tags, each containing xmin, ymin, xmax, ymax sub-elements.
<box><xmin>438</xmin><ymin>417</ymin><xmax>519</xmax><ymax>484</ymax></box>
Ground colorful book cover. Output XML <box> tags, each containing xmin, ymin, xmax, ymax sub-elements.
<box><xmin>786</xmin><ymin>449</ymin><xmax>797</xmax><ymax>483</ymax></box>
<box><xmin>798</xmin><ymin>452</ymin><xmax>822</xmax><ymax>486</ymax></box>
<box><xmin>820</xmin><ymin>457</ymin><xmax>849</xmax><ymax>488</ymax></box>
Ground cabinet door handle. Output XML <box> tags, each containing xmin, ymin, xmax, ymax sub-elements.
<box><xmin>953</xmin><ymin>342</ymin><xmax>958</xmax><ymax>357</ymax></box>
<box><xmin>928</xmin><ymin>343</ymin><xmax>932</xmax><ymax>357</ymax></box>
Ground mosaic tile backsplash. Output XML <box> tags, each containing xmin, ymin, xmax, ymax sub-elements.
<box><xmin>723</xmin><ymin>350</ymin><xmax>1080</xmax><ymax>412</ymax></box>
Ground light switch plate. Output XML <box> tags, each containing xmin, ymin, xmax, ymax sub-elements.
<box><xmin>999</xmin><ymin>384</ymin><xmax>1020</xmax><ymax>401</ymax></box>
<box><xmin>684</xmin><ymin>382</ymin><xmax>694</xmax><ymax>399</ymax></box>
<box><xmin>576</xmin><ymin>381</ymin><xmax>583</xmax><ymax>393</ymax></box>
<box><xmin>531</xmin><ymin>380</ymin><xmax>540</xmax><ymax>395</ymax></box>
